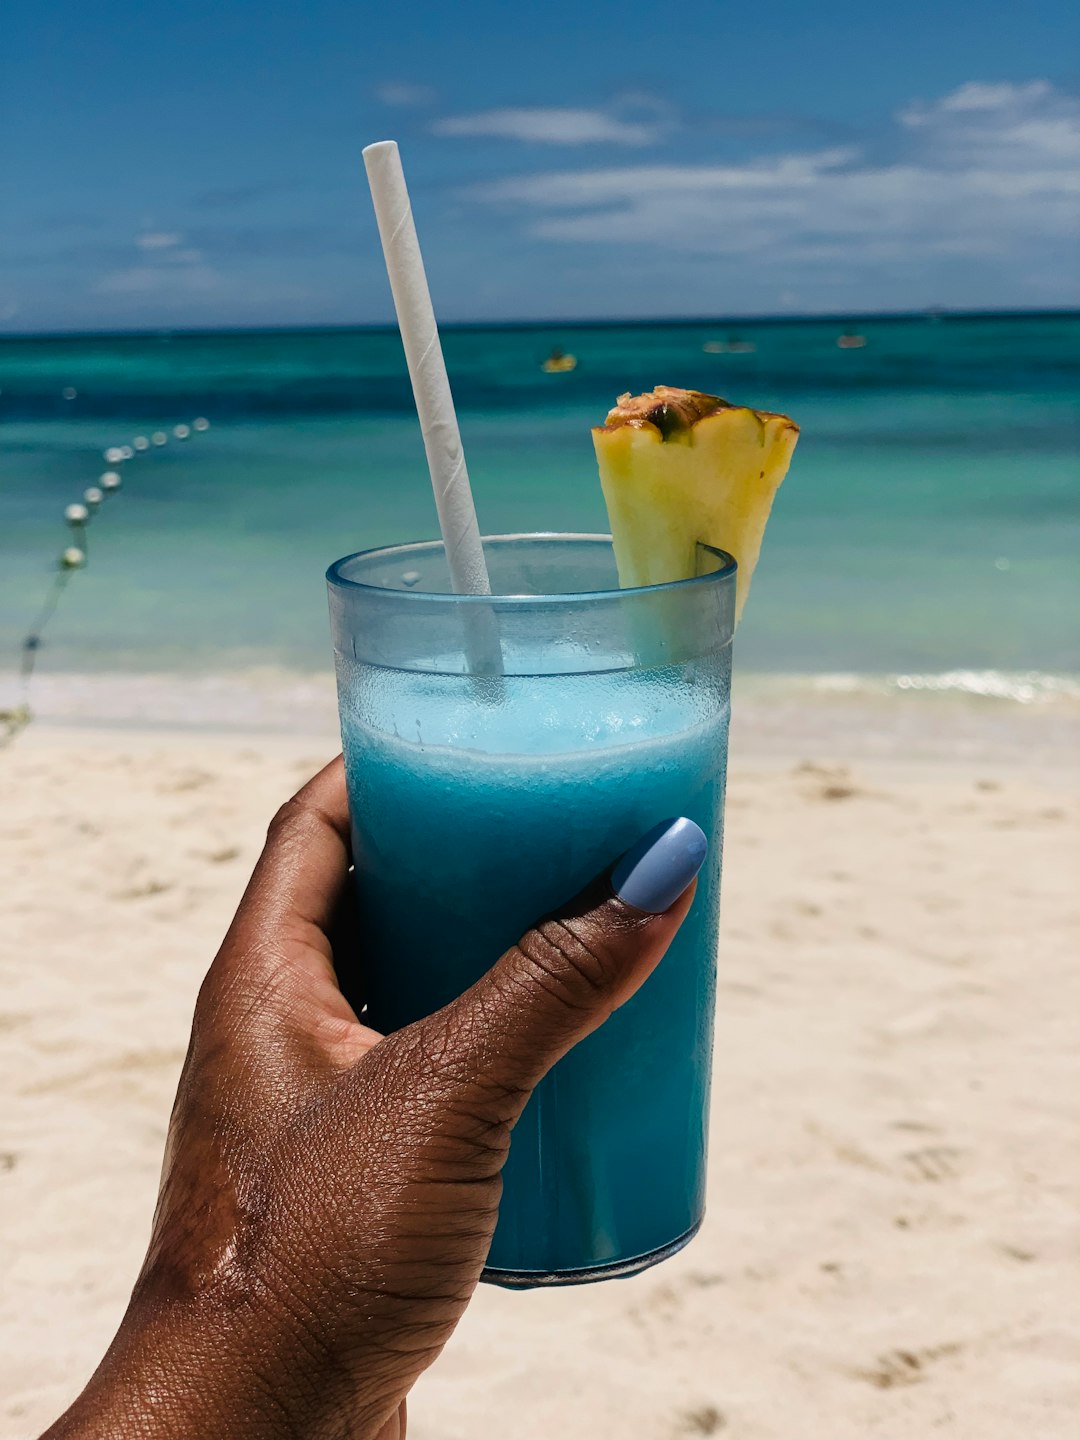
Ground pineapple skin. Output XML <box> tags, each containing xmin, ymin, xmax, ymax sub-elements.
<box><xmin>592</xmin><ymin>392</ymin><xmax>798</xmax><ymax>621</ymax></box>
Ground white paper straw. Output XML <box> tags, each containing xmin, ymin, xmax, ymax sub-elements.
<box><xmin>363</xmin><ymin>140</ymin><xmax>492</xmax><ymax>599</ymax></box>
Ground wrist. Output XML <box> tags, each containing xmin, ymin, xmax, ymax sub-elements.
<box><xmin>42</xmin><ymin>1293</ymin><xmax>284</xmax><ymax>1439</ymax></box>
<box><xmin>42</xmin><ymin>1283</ymin><xmax>386</xmax><ymax>1440</ymax></box>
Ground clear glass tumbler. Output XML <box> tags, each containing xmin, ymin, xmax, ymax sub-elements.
<box><xmin>327</xmin><ymin>533</ymin><xmax>735</xmax><ymax>1285</ymax></box>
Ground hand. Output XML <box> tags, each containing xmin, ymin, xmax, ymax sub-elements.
<box><xmin>44</xmin><ymin>758</ymin><xmax>703</xmax><ymax>1440</ymax></box>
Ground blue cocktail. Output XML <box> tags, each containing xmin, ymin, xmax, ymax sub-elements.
<box><xmin>328</xmin><ymin>534</ymin><xmax>734</xmax><ymax>1285</ymax></box>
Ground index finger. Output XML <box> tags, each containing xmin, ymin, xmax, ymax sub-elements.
<box><xmin>196</xmin><ymin>758</ymin><xmax>372</xmax><ymax>1075</ymax></box>
<box><xmin>207</xmin><ymin>755</ymin><xmax>357</xmax><ymax>1040</ymax></box>
<box><xmin>229</xmin><ymin>755</ymin><xmax>353</xmax><ymax>953</ymax></box>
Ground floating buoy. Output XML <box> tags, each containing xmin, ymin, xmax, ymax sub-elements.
<box><xmin>542</xmin><ymin>350</ymin><xmax>577</xmax><ymax>373</ymax></box>
<box><xmin>12</xmin><ymin>409</ymin><xmax>220</xmax><ymax>749</ymax></box>
<box><xmin>62</xmin><ymin>386</ymin><xmax>78</xmax><ymax>400</ymax></box>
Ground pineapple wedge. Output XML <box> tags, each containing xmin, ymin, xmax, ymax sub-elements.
<box><xmin>593</xmin><ymin>386</ymin><xmax>798</xmax><ymax>620</ymax></box>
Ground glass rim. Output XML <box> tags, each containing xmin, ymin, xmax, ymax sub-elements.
<box><xmin>326</xmin><ymin>532</ymin><xmax>737</xmax><ymax>605</ymax></box>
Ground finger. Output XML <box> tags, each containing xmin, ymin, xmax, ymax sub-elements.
<box><xmin>229</xmin><ymin>756</ymin><xmax>352</xmax><ymax>946</ymax></box>
<box><xmin>210</xmin><ymin>758</ymin><xmax>359</xmax><ymax>1026</ymax></box>
<box><xmin>433</xmin><ymin>816</ymin><xmax>707</xmax><ymax>1106</ymax></box>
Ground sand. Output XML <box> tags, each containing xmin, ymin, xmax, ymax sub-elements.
<box><xmin>1</xmin><ymin>690</ymin><xmax>1077</xmax><ymax>1439</ymax></box>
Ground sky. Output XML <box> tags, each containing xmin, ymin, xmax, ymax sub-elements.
<box><xmin>2</xmin><ymin>0</ymin><xmax>1078</xmax><ymax>332</ymax></box>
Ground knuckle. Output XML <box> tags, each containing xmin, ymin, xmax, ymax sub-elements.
<box><xmin>513</xmin><ymin>917</ymin><xmax>622</xmax><ymax>1009</ymax></box>
<box><xmin>265</xmin><ymin>795</ymin><xmax>311</xmax><ymax>846</ymax></box>
<box><xmin>265</xmin><ymin>790</ymin><xmax>350</xmax><ymax>851</ymax></box>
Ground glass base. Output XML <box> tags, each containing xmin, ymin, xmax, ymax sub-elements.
<box><xmin>479</xmin><ymin>1218</ymin><xmax>702</xmax><ymax>1290</ymax></box>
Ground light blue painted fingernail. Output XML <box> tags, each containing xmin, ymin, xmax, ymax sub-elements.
<box><xmin>611</xmin><ymin>817</ymin><xmax>708</xmax><ymax>915</ymax></box>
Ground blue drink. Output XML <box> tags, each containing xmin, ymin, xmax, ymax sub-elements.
<box><xmin>328</xmin><ymin>535</ymin><xmax>735</xmax><ymax>1285</ymax></box>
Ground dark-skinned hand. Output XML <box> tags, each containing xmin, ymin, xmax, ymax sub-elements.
<box><xmin>43</xmin><ymin>757</ymin><xmax>698</xmax><ymax>1440</ymax></box>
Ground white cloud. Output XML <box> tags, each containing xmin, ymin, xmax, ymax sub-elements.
<box><xmin>486</xmin><ymin>149</ymin><xmax>857</xmax><ymax>206</ymax></box>
<box><xmin>432</xmin><ymin>106</ymin><xmax>666</xmax><ymax>146</ymax></box>
<box><xmin>470</xmin><ymin>80</ymin><xmax>1079</xmax><ymax>279</ymax></box>
<box><xmin>136</xmin><ymin>231</ymin><xmax>183</xmax><ymax>251</ymax></box>
<box><xmin>908</xmin><ymin>80</ymin><xmax>1051</xmax><ymax>118</ymax></box>
<box><xmin>898</xmin><ymin>79</ymin><xmax>1080</xmax><ymax>167</ymax></box>
<box><xmin>376</xmin><ymin>81</ymin><xmax>436</xmax><ymax>108</ymax></box>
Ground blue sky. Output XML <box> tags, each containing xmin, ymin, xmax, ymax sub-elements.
<box><xmin>2</xmin><ymin>0</ymin><xmax>1078</xmax><ymax>331</ymax></box>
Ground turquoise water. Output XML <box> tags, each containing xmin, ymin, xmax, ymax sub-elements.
<box><xmin>336</xmin><ymin>653</ymin><xmax>729</xmax><ymax>1280</ymax></box>
<box><xmin>1</xmin><ymin>313</ymin><xmax>1078</xmax><ymax>680</ymax></box>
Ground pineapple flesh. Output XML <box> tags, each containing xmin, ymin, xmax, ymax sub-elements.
<box><xmin>593</xmin><ymin>386</ymin><xmax>799</xmax><ymax>621</ymax></box>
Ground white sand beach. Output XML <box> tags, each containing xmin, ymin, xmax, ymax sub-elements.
<box><xmin>1</xmin><ymin>684</ymin><xmax>1077</xmax><ymax>1438</ymax></box>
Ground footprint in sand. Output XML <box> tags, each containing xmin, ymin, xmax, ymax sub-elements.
<box><xmin>627</xmin><ymin>1278</ymin><xmax>688</xmax><ymax>1332</ymax></box>
<box><xmin>806</xmin><ymin>1121</ymin><xmax>887</xmax><ymax>1173</ymax></box>
<box><xmin>684</xmin><ymin>1271</ymin><xmax>725</xmax><ymax>1289</ymax></box>
<box><xmin>997</xmin><ymin>1241</ymin><xmax>1037</xmax><ymax>1263</ymax></box>
<box><xmin>113</xmin><ymin>878</ymin><xmax>173</xmax><ymax>901</ymax></box>
<box><xmin>677</xmin><ymin>1404</ymin><xmax>726</xmax><ymax>1434</ymax></box>
<box><xmin>900</xmin><ymin>1145</ymin><xmax>965</xmax><ymax>1182</ymax></box>
<box><xmin>794</xmin><ymin>760</ymin><xmax>860</xmax><ymax>802</ymax></box>
<box><xmin>853</xmin><ymin>1342</ymin><xmax>962</xmax><ymax>1389</ymax></box>
<box><xmin>159</xmin><ymin>769</ymin><xmax>216</xmax><ymax>794</ymax></box>
<box><xmin>196</xmin><ymin>845</ymin><xmax>241</xmax><ymax>864</ymax></box>
<box><xmin>820</xmin><ymin>782</ymin><xmax>858</xmax><ymax>800</ymax></box>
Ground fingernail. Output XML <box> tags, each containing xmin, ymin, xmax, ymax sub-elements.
<box><xmin>611</xmin><ymin>817</ymin><xmax>708</xmax><ymax>915</ymax></box>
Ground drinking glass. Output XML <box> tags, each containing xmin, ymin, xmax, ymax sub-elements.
<box><xmin>328</xmin><ymin>533</ymin><xmax>735</xmax><ymax>1285</ymax></box>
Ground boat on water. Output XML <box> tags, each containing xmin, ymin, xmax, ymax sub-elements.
<box><xmin>542</xmin><ymin>348</ymin><xmax>577</xmax><ymax>373</ymax></box>
<box><xmin>836</xmin><ymin>332</ymin><xmax>868</xmax><ymax>349</ymax></box>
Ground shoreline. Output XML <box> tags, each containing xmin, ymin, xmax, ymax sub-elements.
<box><xmin>3</xmin><ymin>667</ymin><xmax>1078</xmax><ymax>778</ymax></box>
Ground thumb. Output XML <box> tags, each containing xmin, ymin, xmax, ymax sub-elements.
<box><xmin>439</xmin><ymin>817</ymin><xmax>708</xmax><ymax>1105</ymax></box>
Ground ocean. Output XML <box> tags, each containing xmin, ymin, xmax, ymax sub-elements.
<box><xmin>1</xmin><ymin>313</ymin><xmax>1077</xmax><ymax>713</ymax></box>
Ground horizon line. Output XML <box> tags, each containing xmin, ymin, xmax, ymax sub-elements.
<box><xmin>2</xmin><ymin>305</ymin><xmax>1078</xmax><ymax>344</ymax></box>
